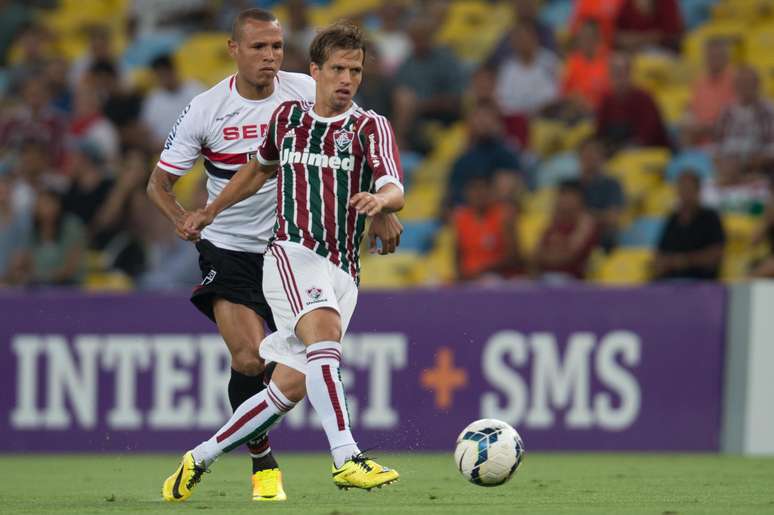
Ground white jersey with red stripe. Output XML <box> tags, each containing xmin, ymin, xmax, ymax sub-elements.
<box><xmin>157</xmin><ymin>71</ymin><xmax>316</xmax><ymax>253</ymax></box>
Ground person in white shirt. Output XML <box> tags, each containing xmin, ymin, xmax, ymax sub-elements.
<box><xmin>140</xmin><ymin>54</ymin><xmax>205</xmax><ymax>148</ymax></box>
<box><xmin>495</xmin><ymin>22</ymin><xmax>559</xmax><ymax>116</ymax></box>
<box><xmin>146</xmin><ymin>8</ymin><xmax>403</xmax><ymax>503</ymax></box>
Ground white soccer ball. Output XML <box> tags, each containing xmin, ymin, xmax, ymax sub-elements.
<box><xmin>454</xmin><ymin>418</ymin><xmax>524</xmax><ymax>486</ymax></box>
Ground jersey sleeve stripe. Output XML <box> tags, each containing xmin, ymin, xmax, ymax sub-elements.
<box><xmin>202</xmin><ymin>148</ymin><xmax>249</xmax><ymax>165</ymax></box>
<box><xmin>374</xmin><ymin>115</ymin><xmax>400</xmax><ymax>180</ymax></box>
<box><xmin>157</xmin><ymin>159</ymin><xmax>188</xmax><ymax>172</ymax></box>
<box><xmin>229</xmin><ymin>75</ymin><xmax>235</xmax><ymax>90</ymax></box>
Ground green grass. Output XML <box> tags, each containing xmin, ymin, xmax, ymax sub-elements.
<box><xmin>1</xmin><ymin>453</ymin><xmax>773</xmax><ymax>514</ymax></box>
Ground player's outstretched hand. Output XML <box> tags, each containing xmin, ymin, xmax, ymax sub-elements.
<box><xmin>369</xmin><ymin>213</ymin><xmax>403</xmax><ymax>255</ymax></box>
<box><xmin>350</xmin><ymin>192</ymin><xmax>385</xmax><ymax>217</ymax></box>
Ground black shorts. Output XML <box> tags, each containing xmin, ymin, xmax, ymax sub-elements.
<box><xmin>191</xmin><ymin>239</ymin><xmax>276</xmax><ymax>331</ymax></box>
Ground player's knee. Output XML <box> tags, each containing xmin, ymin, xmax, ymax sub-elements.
<box><xmin>231</xmin><ymin>348</ymin><xmax>264</xmax><ymax>376</ymax></box>
<box><xmin>282</xmin><ymin>379</ymin><xmax>306</xmax><ymax>403</ymax></box>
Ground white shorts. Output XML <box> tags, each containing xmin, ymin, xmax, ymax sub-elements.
<box><xmin>260</xmin><ymin>241</ymin><xmax>358</xmax><ymax>373</ymax></box>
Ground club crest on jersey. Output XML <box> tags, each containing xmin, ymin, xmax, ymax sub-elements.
<box><xmin>306</xmin><ymin>287</ymin><xmax>322</xmax><ymax>300</ymax></box>
<box><xmin>334</xmin><ymin>129</ymin><xmax>354</xmax><ymax>152</ymax></box>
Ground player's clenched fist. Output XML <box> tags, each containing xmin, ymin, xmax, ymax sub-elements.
<box><xmin>368</xmin><ymin>213</ymin><xmax>403</xmax><ymax>255</ymax></box>
<box><xmin>184</xmin><ymin>208</ymin><xmax>215</xmax><ymax>235</ymax></box>
<box><xmin>349</xmin><ymin>192</ymin><xmax>386</xmax><ymax>216</ymax></box>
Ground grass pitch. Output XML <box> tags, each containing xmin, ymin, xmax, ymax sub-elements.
<box><xmin>0</xmin><ymin>453</ymin><xmax>772</xmax><ymax>514</ymax></box>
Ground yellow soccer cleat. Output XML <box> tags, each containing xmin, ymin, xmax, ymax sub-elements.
<box><xmin>162</xmin><ymin>451</ymin><xmax>208</xmax><ymax>502</ymax></box>
<box><xmin>252</xmin><ymin>468</ymin><xmax>287</xmax><ymax>501</ymax></box>
<box><xmin>332</xmin><ymin>453</ymin><xmax>399</xmax><ymax>491</ymax></box>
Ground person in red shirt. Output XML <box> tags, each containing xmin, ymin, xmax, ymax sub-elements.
<box><xmin>596</xmin><ymin>52</ymin><xmax>672</xmax><ymax>151</ymax></box>
<box><xmin>615</xmin><ymin>0</ymin><xmax>684</xmax><ymax>53</ymax></box>
<box><xmin>534</xmin><ymin>179</ymin><xmax>598</xmax><ymax>280</ymax></box>
<box><xmin>562</xmin><ymin>20</ymin><xmax>611</xmax><ymax>114</ymax></box>
<box><xmin>453</xmin><ymin>175</ymin><xmax>523</xmax><ymax>281</ymax></box>
<box><xmin>570</xmin><ymin>0</ymin><xmax>625</xmax><ymax>49</ymax></box>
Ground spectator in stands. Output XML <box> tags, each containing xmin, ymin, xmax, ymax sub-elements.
<box><xmin>5</xmin><ymin>23</ymin><xmax>53</xmax><ymax>94</ymax></box>
<box><xmin>0</xmin><ymin>172</ymin><xmax>31</xmax><ymax>283</ymax></box>
<box><xmin>653</xmin><ymin>171</ymin><xmax>725</xmax><ymax>280</ymax></box>
<box><xmin>354</xmin><ymin>46</ymin><xmax>393</xmax><ymax>119</ymax></box>
<box><xmin>68</xmin><ymin>85</ymin><xmax>120</xmax><ymax>164</ymax></box>
<box><xmin>0</xmin><ymin>78</ymin><xmax>67</xmax><ymax>165</ymax></box>
<box><xmin>46</xmin><ymin>57</ymin><xmax>74</xmax><ymax>113</ymax></box>
<box><xmin>140</xmin><ymin>54</ymin><xmax>204</xmax><ymax>148</ymax></box>
<box><xmin>577</xmin><ymin>137</ymin><xmax>625</xmax><ymax>251</ymax></box>
<box><xmin>61</xmin><ymin>142</ymin><xmax>114</xmax><ymax>232</ymax></box>
<box><xmin>444</xmin><ymin>101</ymin><xmax>522</xmax><ymax>214</ymax></box>
<box><xmin>684</xmin><ymin>37</ymin><xmax>736</xmax><ymax>146</ymax></box>
<box><xmin>393</xmin><ymin>18</ymin><xmax>465</xmax><ymax>152</ymax></box>
<box><xmin>570</xmin><ymin>0</ymin><xmax>624</xmax><ymax>49</ymax></box>
<box><xmin>494</xmin><ymin>22</ymin><xmax>559</xmax><ymax>118</ymax></box>
<box><xmin>88</xmin><ymin>60</ymin><xmax>147</xmax><ymax>151</ymax></box>
<box><xmin>615</xmin><ymin>0</ymin><xmax>683</xmax><ymax>53</ymax></box>
<box><xmin>596</xmin><ymin>53</ymin><xmax>671</xmax><ymax>151</ymax></box>
<box><xmin>370</xmin><ymin>2</ymin><xmax>412</xmax><ymax>76</ymax></box>
<box><xmin>534</xmin><ymin>179</ymin><xmax>598</xmax><ymax>280</ymax></box>
<box><xmin>701</xmin><ymin>155</ymin><xmax>769</xmax><ymax>215</ymax></box>
<box><xmin>487</xmin><ymin>0</ymin><xmax>557</xmax><ymax>67</ymax></box>
<box><xmin>68</xmin><ymin>25</ymin><xmax>124</xmax><ymax>89</ymax></box>
<box><xmin>280</xmin><ymin>43</ymin><xmax>309</xmax><ymax>74</ymax></box>
<box><xmin>130</xmin><ymin>186</ymin><xmax>200</xmax><ymax>289</ymax></box>
<box><xmin>5</xmin><ymin>187</ymin><xmax>86</xmax><ymax>287</ymax></box>
<box><xmin>453</xmin><ymin>175</ymin><xmax>522</xmax><ymax>282</ymax></box>
<box><xmin>716</xmin><ymin>66</ymin><xmax>774</xmax><ymax>176</ymax></box>
<box><xmin>284</xmin><ymin>0</ymin><xmax>316</xmax><ymax>58</ymax></box>
<box><xmin>561</xmin><ymin>20</ymin><xmax>611</xmax><ymax>115</ymax></box>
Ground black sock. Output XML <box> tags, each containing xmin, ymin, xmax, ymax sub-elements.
<box><xmin>228</xmin><ymin>368</ymin><xmax>277</xmax><ymax>473</ymax></box>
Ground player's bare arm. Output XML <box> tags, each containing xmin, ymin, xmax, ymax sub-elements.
<box><xmin>186</xmin><ymin>159</ymin><xmax>277</xmax><ymax>232</ymax></box>
<box><xmin>350</xmin><ymin>183</ymin><xmax>405</xmax><ymax>217</ymax></box>
<box><xmin>146</xmin><ymin>166</ymin><xmax>197</xmax><ymax>241</ymax></box>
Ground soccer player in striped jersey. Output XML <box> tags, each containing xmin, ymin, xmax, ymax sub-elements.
<box><xmin>164</xmin><ymin>22</ymin><xmax>403</xmax><ymax>494</ymax></box>
<box><xmin>152</xmin><ymin>10</ymin><xmax>403</xmax><ymax>503</ymax></box>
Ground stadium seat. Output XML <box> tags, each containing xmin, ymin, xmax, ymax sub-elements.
<box><xmin>522</xmin><ymin>187</ymin><xmax>555</xmax><ymax>216</ymax></box>
<box><xmin>359</xmin><ymin>252</ymin><xmax>421</xmax><ymax>289</ymax></box>
<box><xmin>84</xmin><ymin>271</ymin><xmax>134</xmax><ymax>292</ymax></box>
<box><xmin>665</xmin><ymin>150</ymin><xmax>715</xmax><ymax>182</ymax></box>
<box><xmin>436</xmin><ymin>1</ymin><xmax>511</xmax><ymax>63</ymax></box>
<box><xmin>399</xmin><ymin>220</ymin><xmax>441</xmax><ymax>253</ymax></box>
<box><xmin>592</xmin><ymin>247</ymin><xmax>654</xmax><ymax>285</ymax></box>
<box><xmin>655</xmin><ymin>86</ymin><xmax>691</xmax><ymax>124</ymax></box>
<box><xmin>683</xmin><ymin>21</ymin><xmax>746</xmax><ymax>67</ymax></box>
<box><xmin>723</xmin><ymin>213</ymin><xmax>759</xmax><ymax>253</ymax></box>
<box><xmin>121</xmin><ymin>33</ymin><xmax>187</xmax><ymax>69</ymax></box>
<box><xmin>175</xmin><ymin>33</ymin><xmax>234</xmax><ymax>86</ymax></box>
<box><xmin>534</xmin><ymin>152</ymin><xmax>579</xmax><ymax>190</ymax></box>
<box><xmin>642</xmin><ymin>183</ymin><xmax>676</xmax><ymax>218</ymax></box>
<box><xmin>619</xmin><ymin>217</ymin><xmax>665</xmax><ymax>248</ymax></box>
<box><xmin>518</xmin><ymin>211</ymin><xmax>549</xmax><ymax>255</ymax></box>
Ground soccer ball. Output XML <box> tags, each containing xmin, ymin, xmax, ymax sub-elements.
<box><xmin>454</xmin><ymin>418</ymin><xmax>524</xmax><ymax>486</ymax></box>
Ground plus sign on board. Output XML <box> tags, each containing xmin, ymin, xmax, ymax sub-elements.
<box><xmin>420</xmin><ymin>347</ymin><xmax>468</xmax><ymax>410</ymax></box>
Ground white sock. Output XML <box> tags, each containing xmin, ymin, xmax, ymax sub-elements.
<box><xmin>191</xmin><ymin>382</ymin><xmax>295</xmax><ymax>468</ymax></box>
<box><xmin>305</xmin><ymin>341</ymin><xmax>360</xmax><ymax>467</ymax></box>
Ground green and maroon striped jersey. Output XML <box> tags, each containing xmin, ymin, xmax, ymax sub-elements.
<box><xmin>256</xmin><ymin>100</ymin><xmax>404</xmax><ymax>281</ymax></box>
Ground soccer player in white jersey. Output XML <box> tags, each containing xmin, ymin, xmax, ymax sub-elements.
<box><xmin>163</xmin><ymin>22</ymin><xmax>403</xmax><ymax>497</ymax></box>
<box><xmin>149</xmin><ymin>10</ymin><xmax>402</xmax><ymax>502</ymax></box>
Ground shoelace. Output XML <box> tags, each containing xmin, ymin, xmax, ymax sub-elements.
<box><xmin>349</xmin><ymin>451</ymin><xmax>375</xmax><ymax>472</ymax></box>
<box><xmin>186</xmin><ymin>464</ymin><xmax>209</xmax><ymax>489</ymax></box>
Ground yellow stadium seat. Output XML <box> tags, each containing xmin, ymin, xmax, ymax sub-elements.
<box><xmin>656</xmin><ymin>86</ymin><xmax>691</xmax><ymax>124</ymax></box>
<box><xmin>529</xmin><ymin>119</ymin><xmax>567</xmax><ymax>158</ymax></box>
<box><xmin>84</xmin><ymin>271</ymin><xmax>134</xmax><ymax>292</ymax></box>
<box><xmin>712</xmin><ymin>0</ymin><xmax>774</xmax><ymax>22</ymax></box>
<box><xmin>414</xmin><ymin>227</ymin><xmax>456</xmax><ymax>285</ymax></box>
<box><xmin>722</xmin><ymin>249</ymin><xmax>755</xmax><ymax>282</ymax></box>
<box><xmin>723</xmin><ymin>213</ymin><xmax>759</xmax><ymax>252</ymax></box>
<box><xmin>592</xmin><ymin>248</ymin><xmax>654</xmax><ymax>285</ymax></box>
<box><xmin>359</xmin><ymin>252</ymin><xmax>420</xmax><ymax>289</ymax></box>
<box><xmin>642</xmin><ymin>182</ymin><xmax>676</xmax><ymax>218</ymax></box>
<box><xmin>436</xmin><ymin>1</ymin><xmax>511</xmax><ymax>62</ymax></box>
<box><xmin>563</xmin><ymin>120</ymin><xmax>594</xmax><ymax>152</ymax></box>
<box><xmin>523</xmin><ymin>187</ymin><xmax>555</xmax><ymax>216</ymax></box>
<box><xmin>633</xmin><ymin>53</ymin><xmax>679</xmax><ymax>93</ymax></box>
<box><xmin>400</xmin><ymin>184</ymin><xmax>442</xmax><ymax>221</ymax></box>
<box><xmin>518</xmin><ymin>211</ymin><xmax>548</xmax><ymax>255</ymax></box>
<box><xmin>175</xmin><ymin>33</ymin><xmax>235</xmax><ymax>86</ymax></box>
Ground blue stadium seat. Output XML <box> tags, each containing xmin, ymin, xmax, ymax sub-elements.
<box><xmin>665</xmin><ymin>150</ymin><xmax>715</xmax><ymax>182</ymax></box>
<box><xmin>680</xmin><ymin>0</ymin><xmax>715</xmax><ymax>30</ymax></box>
<box><xmin>121</xmin><ymin>33</ymin><xmax>186</xmax><ymax>69</ymax></box>
<box><xmin>535</xmin><ymin>152</ymin><xmax>579</xmax><ymax>190</ymax></box>
<box><xmin>540</xmin><ymin>0</ymin><xmax>573</xmax><ymax>32</ymax></box>
<box><xmin>398</xmin><ymin>220</ymin><xmax>441</xmax><ymax>253</ymax></box>
<box><xmin>619</xmin><ymin>217</ymin><xmax>666</xmax><ymax>248</ymax></box>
